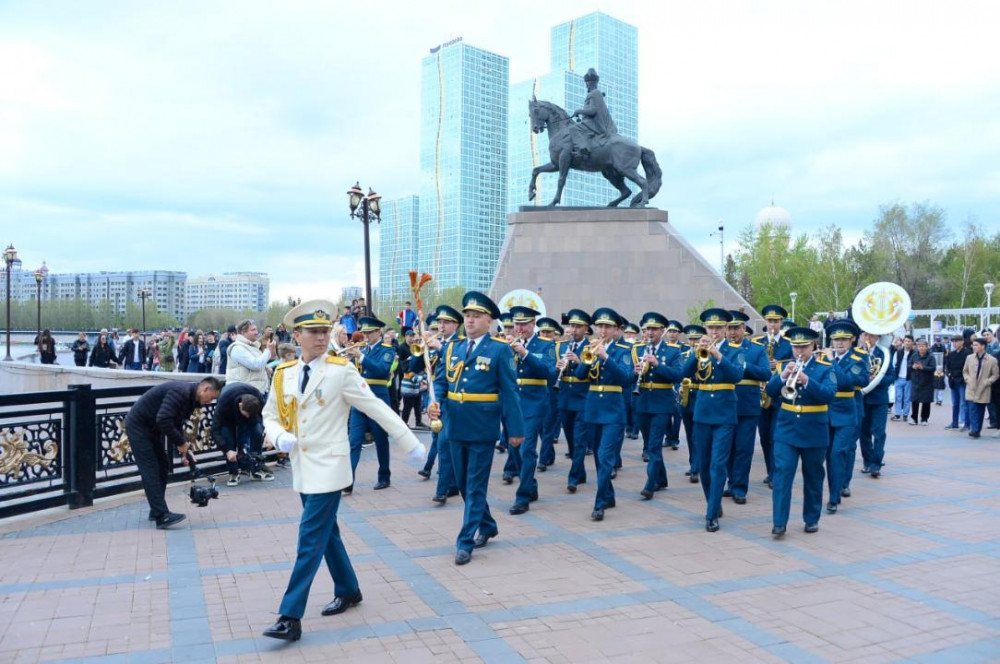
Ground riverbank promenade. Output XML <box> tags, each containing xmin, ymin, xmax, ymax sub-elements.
<box><xmin>1</xmin><ymin>407</ymin><xmax>998</xmax><ymax>663</ymax></box>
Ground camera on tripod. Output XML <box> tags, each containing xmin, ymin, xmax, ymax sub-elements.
<box><xmin>189</xmin><ymin>478</ymin><xmax>219</xmax><ymax>507</ymax></box>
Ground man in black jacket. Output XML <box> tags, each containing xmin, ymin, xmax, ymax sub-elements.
<box><xmin>125</xmin><ymin>377</ymin><xmax>222</xmax><ymax>528</ymax></box>
<box><xmin>119</xmin><ymin>329</ymin><xmax>147</xmax><ymax>371</ymax></box>
<box><xmin>210</xmin><ymin>383</ymin><xmax>272</xmax><ymax>486</ymax></box>
<box><xmin>944</xmin><ymin>335</ymin><xmax>971</xmax><ymax>430</ymax></box>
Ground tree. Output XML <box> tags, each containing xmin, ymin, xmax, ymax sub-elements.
<box><xmin>866</xmin><ymin>202</ymin><xmax>950</xmax><ymax>308</ymax></box>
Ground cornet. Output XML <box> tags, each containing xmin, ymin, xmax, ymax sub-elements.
<box><xmin>410</xmin><ymin>331</ymin><xmax>442</xmax><ymax>357</ymax></box>
<box><xmin>580</xmin><ymin>337</ymin><xmax>607</xmax><ymax>365</ymax></box>
<box><xmin>780</xmin><ymin>358</ymin><xmax>805</xmax><ymax>401</ymax></box>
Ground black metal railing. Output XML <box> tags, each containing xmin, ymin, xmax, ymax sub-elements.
<box><xmin>0</xmin><ymin>384</ymin><xmax>227</xmax><ymax>518</ymax></box>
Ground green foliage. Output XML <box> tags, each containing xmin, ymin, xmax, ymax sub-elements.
<box><xmin>0</xmin><ymin>297</ymin><xmax>178</xmax><ymax>331</ymax></box>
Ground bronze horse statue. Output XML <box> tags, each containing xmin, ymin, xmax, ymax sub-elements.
<box><xmin>528</xmin><ymin>98</ymin><xmax>662</xmax><ymax>207</ymax></box>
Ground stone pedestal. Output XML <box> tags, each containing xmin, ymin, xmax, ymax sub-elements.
<box><xmin>490</xmin><ymin>207</ymin><xmax>762</xmax><ymax>328</ymax></box>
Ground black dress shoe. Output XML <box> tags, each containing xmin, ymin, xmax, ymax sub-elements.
<box><xmin>671</xmin><ymin>443</ymin><xmax>679</xmax><ymax>450</ymax></box>
<box><xmin>431</xmin><ymin>495</ymin><xmax>447</xmax><ymax>505</ymax></box>
<box><xmin>689</xmin><ymin>473</ymin><xmax>699</xmax><ymax>484</ymax></box>
<box><xmin>263</xmin><ymin>616</ymin><xmax>302</xmax><ymax>641</ymax></box>
<box><xmin>970</xmin><ymin>432</ymin><xmax>981</xmax><ymax>438</ymax></box>
<box><xmin>564</xmin><ymin>452</ymin><xmax>572</xmax><ymax>458</ymax></box>
<box><xmin>841</xmin><ymin>487</ymin><xmax>851</xmax><ymax>498</ymax></box>
<box><xmin>455</xmin><ymin>549</ymin><xmax>472</xmax><ymax>565</ymax></box>
<box><xmin>591</xmin><ymin>509</ymin><xmax>604</xmax><ymax>521</ymax></box>
<box><xmin>763</xmin><ymin>476</ymin><xmax>772</xmax><ymax>487</ymax></box>
<box><xmin>706</xmin><ymin>519</ymin><xmax>720</xmax><ymax>532</ymax></box>
<box><xmin>610</xmin><ymin>470</ymin><xmax>617</xmax><ymax>480</ymax></box>
<box><xmin>640</xmin><ymin>489</ymin><xmax>654</xmax><ymax>500</ymax></box>
<box><xmin>321</xmin><ymin>590</ymin><xmax>363</xmax><ymax>616</ymax></box>
<box><xmin>717</xmin><ymin>505</ymin><xmax>723</xmax><ymax>518</ymax></box>
<box><xmin>373</xmin><ymin>480</ymin><xmax>391</xmax><ymax>490</ymax></box>
<box><xmin>148</xmin><ymin>510</ymin><xmax>156</xmax><ymax>521</ymax></box>
<box><xmin>502</xmin><ymin>474</ymin><xmax>514</xmax><ymax>484</ymax></box>
<box><xmin>342</xmin><ymin>485</ymin><xmax>353</xmax><ymax>495</ymax></box>
<box><xmin>826</xmin><ymin>502</ymin><xmax>838</xmax><ymax>514</ymax></box>
<box><xmin>447</xmin><ymin>488</ymin><xmax>460</xmax><ymax>497</ymax></box>
<box><xmin>567</xmin><ymin>484</ymin><xmax>577</xmax><ymax>493</ymax></box>
<box><xmin>528</xmin><ymin>493</ymin><xmax>539</xmax><ymax>503</ymax></box>
<box><xmin>804</xmin><ymin>523</ymin><xmax>819</xmax><ymax>533</ymax></box>
<box><xmin>641</xmin><ymin>454</ymin><xmax>650</xmax><ymax>463</ymax></box>
<box><xmin>771</xmin><ymin>526</ymin><xmax>786</xmax><ymax>538</ymax></box>
<box><xmin>473</xmin><ymin>533</ymin><xmax>496</xmax><ymax>548</ymax></box>
<box><xmin>655</xmin><ymin>482</ymin><xmax>668</xmax><ymax>491</ymax></box>
<box><xmin>733</xmin><ymin>496</ymin><xmax>747</xmax><ymax>505</ymax></box>
<box><xmin>155</xmin><ymin>512</ymin><xmax>186</xmax><ymax>529</ymax></box>
<box><xmin>509</xmin><ymin>503</ymin><xmax>529</xmax><ymax>515</ymax></box>
<box><xmin>538</xmin><ymin>464</ymin><xmax>547</xmax><ymax>472</ymax></box>
<box><xmin>417</xmin><ymin>469</ymin><xmax>431</xmax><ymax>479</ymax></box>
<box><xmin>684</xmin><ymin>470</ymin><xmax>692</xmax><ymax>476</ymax></box>
<box><xmin>861</xmin><ymin>466</ymin><xmax>871</xmax><ymax>474</ymax></box>
<box><xmin>722</xmin><ymin>489</ymin><xmax>733</xmax><ymax>498</ymax></box>
<box><xmin>871</xmin><ymin>469</ymin><xmax>881</xmax><ymax>478</ymax></box>
<box><xmin>606</xmin><ymin>499</ymin><xmax>616</xmax><ymax>508</ymax></box>
<box><xmin>496</xmin><ymin>444</ymin><xmax>506</xmax><ymax>453</ymax></box>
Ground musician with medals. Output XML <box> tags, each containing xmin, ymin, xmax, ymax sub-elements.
<box><xmin>823</xmin><ymin>320</ymin><xmax>870</xmax><ymax>514</ymax></box>
<box><xmin>755</xmin><ymin>304</ymin><xmax>793</xmax><ymax>488</ymax></box>
<box><xmin>537</xmin><ymin>317</ymin><xmax>564</xmax><ymax>470</ymax></box>
<box><xmin>559</xmin><ymin>309</ymin><xmax>596</xmax><ymax>493</ymax></box>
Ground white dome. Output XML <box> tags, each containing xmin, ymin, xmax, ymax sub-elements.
<box><xmin>754</xmin><ymin>205</ymin><xmax>792</xmax><ymax>232</ymax></box>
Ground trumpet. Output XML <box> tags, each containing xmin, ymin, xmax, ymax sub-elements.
<box><xmin>696</xmin><ymin>336</ymin><xmax>722</xmax><ymax>361</ymax></box>
<box><xmin>580</xmin><ymin>337</ymin><xmax>607</xmax><ymax>365</ymax></box>
<box><xmin>780</xmin><ymin>358</ymin><xmax>805</xmax><ymax>401</ymax></box>
<box><xmin>330</xmin><ymin>341</ymin><xmax>364</xmax><ymax>357</ymax></box>
<box><xmin>410</xmin><ymin>331</ymin><xmax>442</xmax><ymax>357</ymax></box>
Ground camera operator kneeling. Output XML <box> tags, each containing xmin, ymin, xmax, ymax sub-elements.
<box><xmin>211</xmin><ymin>383</ymin><xmax>273</xmax><ymax>486</ymax></box>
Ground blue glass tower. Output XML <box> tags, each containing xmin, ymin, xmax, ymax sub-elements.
<box><xmin>509</xmin><ymin>12</ymin><xmax>638</xmax><ymax>211</ymax></box>
<box><xmin>419</xmin><ymin>39</ymin><xmax>509</xmax><ymax>291</ymax></box>
<box><xmin>378</xmin><ymin>195</ymin><xmax>419</xmax><ymax>306</ymax></box>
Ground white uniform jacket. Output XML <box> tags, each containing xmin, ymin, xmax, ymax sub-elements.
<box><xmin>263</xmin><ymin>355</ymin><xmax>419</xmax><ymax>494</ymax></box>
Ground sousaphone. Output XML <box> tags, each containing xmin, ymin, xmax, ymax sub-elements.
<box><xmin>851</xmin><ymin>282</ymin><xmax>911</xmax><ymax>395</ymax></box>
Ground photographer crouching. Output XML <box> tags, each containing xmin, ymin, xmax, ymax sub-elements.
<box><xmin>211</xmin><ymin>382</ymin><xmax>274</xmax><ymax>486</ymax></box>
<box><xmin>125</xmin><ymin>377</ymin><xmax>222</xmax><ymax>529</ymax></box>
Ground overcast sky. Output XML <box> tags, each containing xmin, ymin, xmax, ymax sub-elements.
<box><xmin>2</xmin><ymin>0</ymin><xmax>998</xmax><ymax>303</ymax></box>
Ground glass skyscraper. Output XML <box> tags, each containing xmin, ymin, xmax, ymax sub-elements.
<box><xmin>378</xmin><ymin>195</ymin><xmax>420</xmax><ymax>306</ymax></box>
<box><xmin>418</xmin><ymin>39</ymin><xmax>509</xmax><ymax>292</ymax></box>
<box><xmin>509</xmin><ymin>12</ymin><xmax>638</xmax><ymax>211</ymax></box>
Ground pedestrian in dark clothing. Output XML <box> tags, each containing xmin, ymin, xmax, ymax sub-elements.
<box><xmin>908</xmin><ymin>339</ymin><xmax>936</xmax><ymax>425</ymax></box>
<box><xmin>944</xmin><ymin>335</ymin><xmax>972</xmax><ymax>430</ymax></box>
<box><xmin>71</xmin><ymin>332</ymin><xmax>90</xmax><ymax>367</ymax></box>
<box><xmin>35</xmin><ymin>329</ymin><xmax>57</xmax><ymax>364</ymax></box>
<box><xmin>218</xmin><ymin>326</ymin><xmax>237</xmax><ymax>375</ymax></box>
<box><xmin>210</xmin><ymin>383</ymin><xmax>273</xmax><ymax>486</ymax></box>
<box><xmin>118</xmin><ymin>329</ymin><xmax>147</xmax><ymax>370</ymax></box>
<box><xmin>177</xmin><ymin>330</ymin><xmax>191</xmax><ymax>372</ymax></box>
<box><xmin>88</xmin><ymin>334</ymin><xmax>119</xmax><ymax>368</ymax></box>
<box><xmin>124</xmin><ymin>378</ymin><xmax>222</xmax><ymax>528</ymax></box>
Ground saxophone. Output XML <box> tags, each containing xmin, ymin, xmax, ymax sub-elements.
<box><xmin>678</xmin><ymin>377</ymin><xmax>693</xmax><ymax>407</ymax></box>
<box><xmin>760</xmin><ymin>339</ymin><xmax>774</xmax><ymax>409</ymax></box>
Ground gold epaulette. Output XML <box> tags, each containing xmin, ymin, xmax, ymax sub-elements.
<box><xmin>381</xmin><ymin>342</ymin><xmax>394</xmax><ymax>347</ymax></box>
<box><xmin>276</xmin><ymin>359</ymin><xmax>297</xmax><ymax>370</ymax></box>
<box><xmin>667</xmin><ymin>342</ymin><xmax>681</xmax><ymax>348</ymax></box>
<box><xmin>752</xmin><ymin>334</ymin><xmax>766</xmax><ymax>342</ymax></box>
<box><xmin>325</xmin><ymin>355</ymin><xmax>348</xmax><ymax>365</ymax></box>
<box><xmin>750</xmin><ymin>337</ymin><xmax>764</xmax><ymax>346</ymax></box>
<box><xmin>492</xmin><ymin>336</ymin><xmax>509</xmax><ymax>343</ymax></box>
<box><xmin>849</xmin><ymin>354</ymin><xmax>862</xmax><ymax>361</ymax></box>
<box><xmin>615</xmin><ymin>342</ymin><xmax>630</xmax><ymax>349</ymax></box>
<box><xmin>816</xmin><ymin>356</ymin><xmax>832</xmax><ymax>366</ymax></box>
<box><xmin>854</xmin><ymin>347</ymin><xmax>869</xmax><ymax>355</ymax></box>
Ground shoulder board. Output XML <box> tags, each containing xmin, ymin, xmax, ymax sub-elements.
<box><xmin>325</xmin><ymin>355</ymin><xmax>348</xmax><ymax>366</ymax></box>
<box><xmin>854</xmin><ymin>347</ymin><xmax>869</xmax><ymax>355</ymax></box>
<box><xmin>381</xmin><ymin>342</ymin><xmax>393</xmax><ymax>347</ymax></box>
<box><xmin>815</xmin><ymin>357</ymin><xmax>832</xmax><ymax>366</ymax></box>
<box><xmin>457</xmin><ymin>334</ymin><xmax>466</xmax><ymax>340</ymax></box>
<box><xmin>849</xmin><ymin>354</ymin><xmax>862</xmax><ymax>361</ymax></box>
<box><xmin>276</xmin><ymin>359</ymin><xmax>298</xmax><ymax>370</ymax></box>
<box><xmin>615</xmin><ymin>342</ymin><xmax>630</xmax><ymax>349</ymax></box>
<box><xmin>750</xmin><ymin>337</ymin><xmax>764</xmax><ymax>346</ymax></box>
<box><xmin>491</xmin><ymin>336</ymin><xmax>509</xmax><ymax>344</ymax></box>
<box><xmin>667</xmin><ymin>342</ymin><xmax>680</xmax><ymax>348</ymax></box>
<box><xmin>752</xmin><ymin>334</ymin><xmax>765</xmax><ymax>341</ymax></box>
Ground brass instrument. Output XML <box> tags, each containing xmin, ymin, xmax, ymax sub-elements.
<box><xmin>410</xmin><ymin>331</ymin><xmax>442</xmax><ymax>357</ymax></box>
<box><xmin>694</xmin><ymin>336</ymin><xmax>722</xmax><ymax>381</ymax></box>
<box><xmin>580</xmin><ymin>337</ymin><xmax>607</xmax><ymax>365</ymax></box>
<box><xmin>761</xmin><ymin>340</ymin><xmax>775</xmax><ymax>409</ymax></box>
<box><xmin>781</xmin><ymin>358</ymin><xmax>805</xmax><ymax>401</ymax></box>
<box><xmin>329</xmin><ymin>341</ymin><xmax>364</xmax><ymax>357</ymax></box>
<box><xmin>678</xmin><ymin>377</ymin><xmax>693</xmax><ymax>407</ymax></box>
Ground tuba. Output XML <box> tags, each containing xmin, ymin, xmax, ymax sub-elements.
<box><xmin>851</xmin><ymin>282</ymin><xmax>912</xmax><ymax>395</ymax></box>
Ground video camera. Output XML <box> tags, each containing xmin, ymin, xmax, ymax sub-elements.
<box><xmin>189</xmin><ymin>477</ymin><xmax>219</xmax><ymax>507</ymax></box>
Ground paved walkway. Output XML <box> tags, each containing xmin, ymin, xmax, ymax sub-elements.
<box><xmin>1</xmin><ymin>405</ymin><xmax>999</xmax><ymax>663</ymax></box>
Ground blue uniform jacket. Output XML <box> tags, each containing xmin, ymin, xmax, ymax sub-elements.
<box><xmin>682</xmin><ymin>340</ymin><xmax>744</xmax><ymax>425</ymax></box>
<box><xmin>355</xmin><ymin>342</ymin><xmax>395</xmax><ymax>400</ymax></box>
<box><xmin>754</xmin><ymin>334</ymin><xmax>794</xmax><ymax>363</ymax></box>
<box><xmin>632</xmin><ymin>342</ymin><xmax>683</xmax><ymax>414</ymax></box>
<box><xmin>557</xmin><ymin>338</ymin><xmax>591</xmax><ymax>412</ymax></box>
<box><xmin>829</xmin><ymin>350</ymin><xmax>869</xmax><ymax>427</ymax></box>
<box><xmin>732</xmin><ymin>337</ymin><xmax>772</xmax><ymax>417</ymax></box>
<box><xmin>766</xmin><ymin>357</ymin><xmax>836</xmax><ymax>448</ymax></box>
<box><xmin>863</xmin><ymin>344</ymin><xmax>896</xmax><ymax>406</ymax></box>
<box><xmin>433</xmin><ymin>335</ymin><xmax>524</xmax><ymax>444</ymax></box>
<box><xmin>515</xmin><ymin>334</ymin><xmax>556</xmax><ymax>420</ymax></box>
<box><xmin>575</xmin><ymin>340</ymin><xmax>631</xmax><ymax>425</ymax></box>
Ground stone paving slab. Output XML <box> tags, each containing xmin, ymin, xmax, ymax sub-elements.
<box><xmin>1</xmin><ymin>406</ymin><xmax>999</xmax><ymax>662</ymax></box>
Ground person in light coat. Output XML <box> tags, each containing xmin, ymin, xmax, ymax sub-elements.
<box><xmin>963</xmin><ymin>337</ymin><xmax>999</xmax><ymax>438</ymax></box>
<box><xmin>260</xmin><ymin>299</ymin><xmax>426</xmax><ymax>642</ymax></box>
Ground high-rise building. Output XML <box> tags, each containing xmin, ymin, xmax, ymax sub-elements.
<box><xmin>418</xmin><ymin>38</ymin><xmax>509</xmax><ymax>291</ymax></box>
<box><xmin>509</xmin><ymin>12</ymin><xmax>639</xmax><ymax>211</ymax></box>
<box><xmin>341</xmin><ymin>286</ymin><xmax>363</xmax><ymax>304</ymax></box>
<box><xmin>377</xmin><ymin>195</ymin><xmax>420</xmax><ymax>306</ymax></box>
<box><xmin>186</xmin><ymin>272</ymin><xmax>269</xmax><ymax>313</ymax></box>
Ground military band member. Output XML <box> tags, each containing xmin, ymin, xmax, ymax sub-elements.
<box><xmin>507</xmin><ymin>306</ymin><xmax>556</xmax><ymax>515</ymax></box>
<box><xmin>496</xmin><ymin>312</ymin><xmax>516</xmax><ymax>458</ymax></box>
<box><xmin>344</xmin><ymin>316</ymin><xmax>396</xmax><ymax>491</ymax></box>
<box><xmin>428</xmin><ymin>292</ymin><xmax>524</xmax><ymax>565</ymax></box>
<box><xmin>262</xmin><ymin>300</ymin><xmax>424</xmax><ymax>641</ymax></box>
<box><xmin>843</xmin><ymin>333</ymin><xmax>871</xmax><ymax>497</ymax></box>
<box><xmin>623</xmin><ymin>321</ymin><xmax>641</xmax><ymax>441</ymax></box>
<box><xmin>416</xmin><ymin>314</ymin><xmax>440</xmax><ymax>480</ymax></box>
<box><xmin>633</xmin><ymin>312</ymin><xmax>684</xmax><ymax>500</ymax></box>
<box><xmin>756</xmin><ymin>305</ymin><xmax>794</xmax><ymax>488</ymax></box>
<box><xmin>559</xmin><ymin>310</ymin><xmax>596</xmax><ymax>492</ymax></box>
<box><xmin>537</xmin><ymin>317</ymin><xmax>563</xmax><ymax>469</ymax></box>
<box><xmin>576</xmin><ymin>308</ymin><xmax>632</xmax><ymax>521</ymax></box>
<box><xmin>764</xmin><ymin>327</ymin><xmax>835</xmax><ymax>537</ymax></box>
<box><xmin>823</xmin><ymin>320</ymin><xmax>869</xmax><ymax>514</ymax></box>
<box><xmin>680</xmin><ymin>324</ymin><xmax>705</xmax><ymax>483</ymax></box>
<box><xmin>683</xmin><ymin>309</ymin><xmax>744</xmax><ymax>532</ymax></box>
<box><xmin>724</xmin><ymin>311</ymin><xmax>771</xmax><ymax>504</ymax></box>
<box><xmin>664</xmin><ymin>320</ymin><xmax>686</xmax><ymax>451</ymax></box>
<box><xmin>418</xmin><ymin>307</ymin><xmax>465</xmax><ymax>505</ymax></box>
<box><xmin>859</xmin><ymin>332</ymin><xmax>896</xmax><ymax>478</ymax></box>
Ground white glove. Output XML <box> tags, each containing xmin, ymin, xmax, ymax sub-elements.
<box><xmin>276</xmin><ymin>432</ymin><xmax>297</xmax><ymax>453</ymax></box>
<box><xmin>407</xmin><ymin>443</ymin><xmax>427</xmax><ymax>461</ymax></box>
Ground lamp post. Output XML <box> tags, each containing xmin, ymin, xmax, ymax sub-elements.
<box><xmin>789</xmin><ymin>292</ymin><xmax>798</xmax><ymax>323</ymax></box>
<box><xmin>33</xmin><ymin>262</ymin><xmax>48</xmax><ymax>354</ymax></box>
<box><xmin>985</xmin><ymin>282</ymin><xmax>995</xmax><ymax>328</ymax></box>
<box><xmin>347</xmin><ymin>182</ymin><xmax>381</xmax><ymax>316</ymax></box>
<box><xmin>137</xmin><ymin>287</ymin><xmax>151</xmax><ymax>342</ymax></box>
<box><xmin>3</xmin><ymin>244</ymin><xmax>18</xmax><ymax>362</ymax></box>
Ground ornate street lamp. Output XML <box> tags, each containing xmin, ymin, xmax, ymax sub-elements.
<box><xmin>33</xmin><ymin>262</ymin><xmax>48</xmax><ymax>354</ymax></box>
<box><xmin>789</xmin><ymin>291</ymin><xmax>798</xmax><ymax>324</ymax></box>
<box><xmin>985</xmin><ymin>282</ymin><xmax>995</xmax><ymax>328</ymax></box>
<box><xmin>347</xmin><ymin>182</ymin><xmax>381</xmax><ymax>316</ymax></box>
<box><xmin>4</xmin><ymin>244</ymin><xmax>19</xmax><ymax>361</ymax></box>
<box><xmin>137</xmin><ymin>287</ymin><xmax>151</xmax><ymax>342</ymax></box>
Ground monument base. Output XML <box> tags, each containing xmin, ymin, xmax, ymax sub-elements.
<box><xmin>490</xmin><ymin>208</ymin><xmax>761</xmax><ymax>327</ymax></box>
